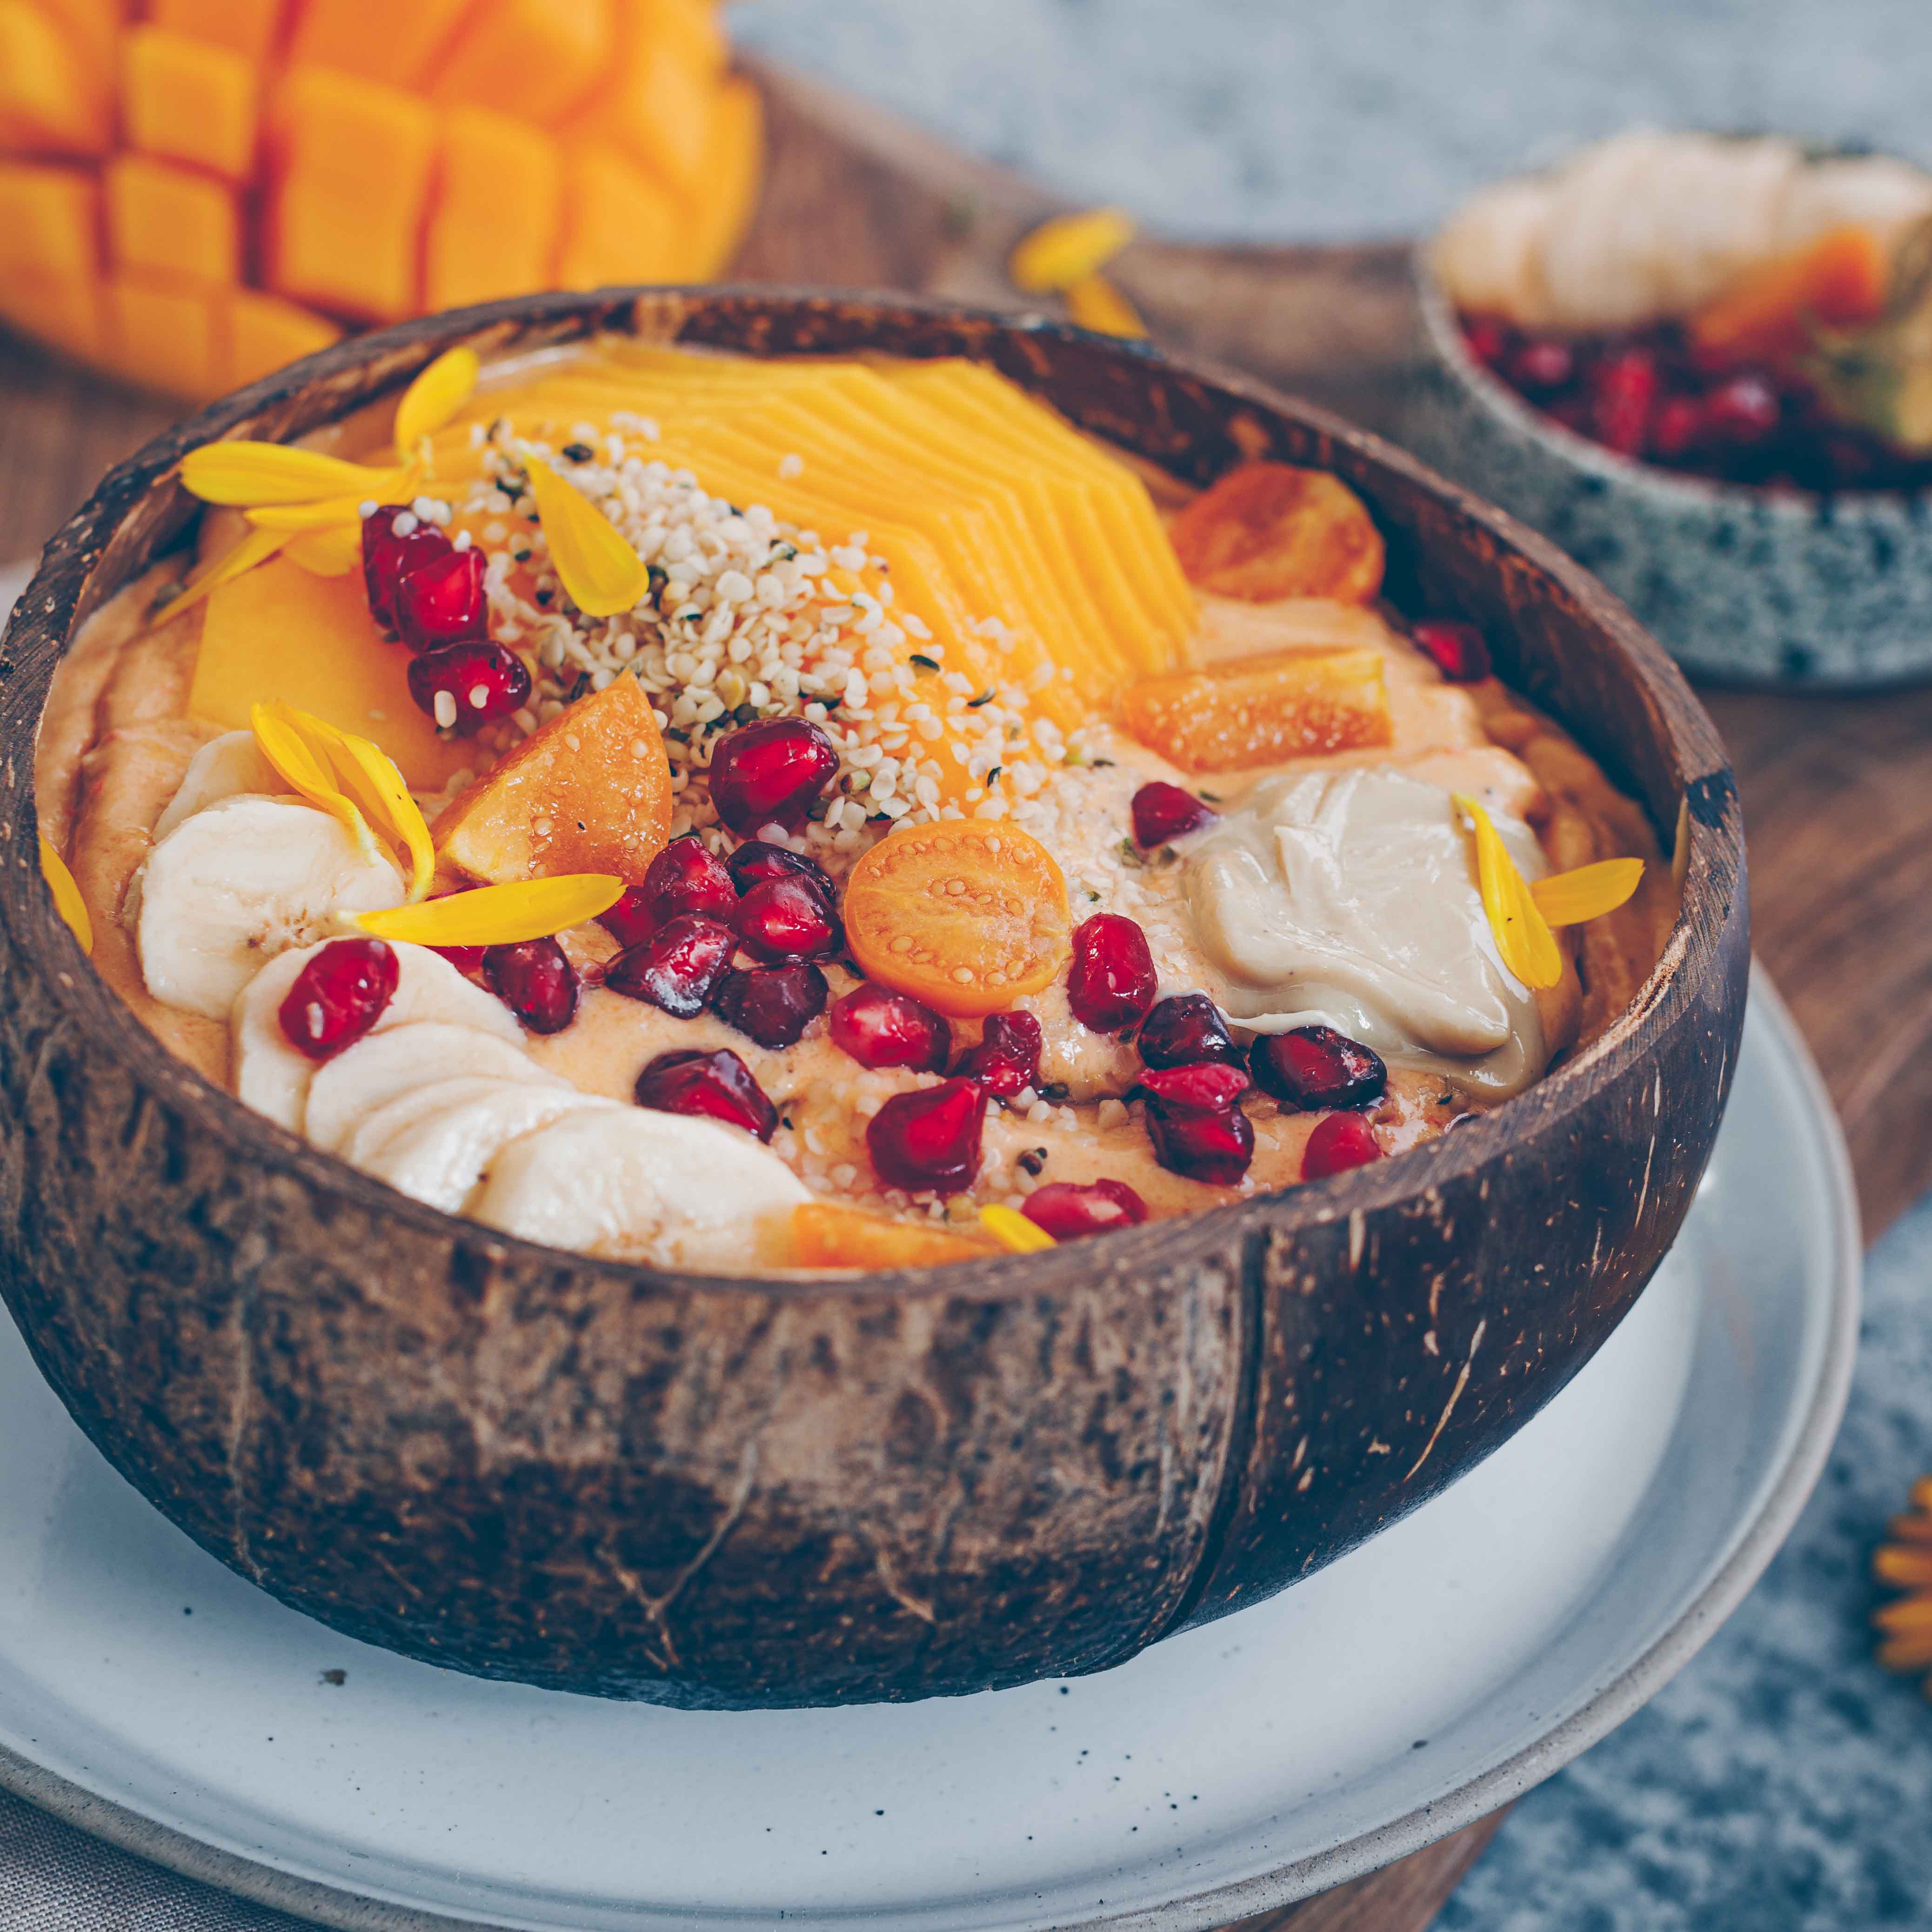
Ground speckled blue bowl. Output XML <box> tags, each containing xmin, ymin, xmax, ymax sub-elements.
<box><xmin>1397</xmin><ymin>253</ymin><xmax>1932</xmax><ymax>688</ymax></box>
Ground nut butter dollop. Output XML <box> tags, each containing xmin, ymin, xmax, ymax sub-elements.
<box><xmin>1184</xmin><ymin>767</ymin><xmax>1549</xmax><ymax>1098</ymax></box>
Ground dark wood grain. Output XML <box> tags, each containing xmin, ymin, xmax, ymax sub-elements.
<box><xmin>0</xmin><ymin>52</ymin><xmax>1890</xmax><ymax>1932</ymax></box>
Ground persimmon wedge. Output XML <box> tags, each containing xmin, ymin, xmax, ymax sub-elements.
<box><xmin>1170</xmin><ymin>461</ymin><xmax>1385</xmax><ymax>604</ymax></box>
<box><xmin>843</xmin><ymin>819</ymin><xmax>1071</xmax><ymax>1018</ymax></box>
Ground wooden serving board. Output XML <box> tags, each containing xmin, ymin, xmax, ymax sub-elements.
<box><xmin>0</xmin><ymin>56</ymin><xmax>1919</xmax><ymax>1932</ymax></box>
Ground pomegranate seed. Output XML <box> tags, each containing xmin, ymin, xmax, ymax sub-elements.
<box><xmin>733</xmin><ymin>875</ymin><xmax>840</xmax><ymax>962</ymax></box>
<box><xmin>635</xmin><ymin>1047</ymin><xmax>777</xmax><ymax>1143</ymax></box>
<box><xmin>393</xmin><ymin>546</ymin><xmax>488</xmax><ymax>652</ymax></box>
<box><xmin>595</xmin><ymin>885</ymin><xmax>658</xmax><ymax>952</ymax></box>
<box><xmin>712</xmin><ymin>962</ymin><xmax>829</xmax><ymax>1049</ymax></box>
<box><xmin>954</xmin><ymin>1009</ymin><xmax>1043</xmax><ymax>1097</ymax></box>
<box><xmin>604</xmin><ymin>914</ymin><xmax>736</xmax><ymax>1019</ymax></box>
<box><xmin>429</xmin><ymin>943</ymin><xmax>485</xmax><ymax>974</ymax></box>
<box><xmin>727</xmin><ymin>840</ymin><xmax>836</xmax><ymax>900</ymax></box>
<box><xmin>483</xmin><ymin>936</ymin><xmax>579</xmax><ymax>1034</ymax></box>
<box><xmin>1302</xmin><ymin>1110</ymin><xmax>1385</xmax><ymax>1179</ymax></box>
<box><xmin>1507</xmin><ymin>337</ymin><xmax>1575</xmax><ymax>393</ymax></box>
<box><xmin>829</xmin><ymin>983</ymin><xmax>951</xmax><ymax>1072</ymax></box>
<box><xmin>1590</xmin><ymin>348</ymin><xmax>1658</xmax><ymax>456</ymax></box>
<box><xmin>637</xmin><ymin>834</ymin><xmax>738</xmax><ymax>931</ymax></box>
<box><xmin>277</xmin><ymin>937</ymin><xmax>397</xmax><ymax>1061</ymax></box>
<box><xmin>1410</xmin><ymin>620</ymin><xmax>1492</xmax><ymax>683</ymax></box>
<box><xmin>1145</xmin><ymin>1097</ymin><xmax>1254</xmax><ymax>1186</ymax></box>
<box><xmin>1022</xmin><ymin>1179</ymin><xmax>1148</xmax><ymax>1240</ymax></box>
<box><xmin>361</xmin><ymin>506</ymin><xmax>450</xmax><ymax>636</ymax></box>
<box><xmin>1130</xmin><ymin>782</ymin><xmax>1217</xmax><ymax>848</ymax></box>
<box><xmin>1137</xmin><ymin>993</ymin><xmax>1243</xmax><ymax>1069</ymax></box>
<box><xmin>1699</xmin><ymin>373</ymin><xmax>1781</xmax><ymax>446</ymax></box>
<box><xmin>1137</xmin><ymin>1062</ymin><xmax>1250</xmax><ymax>1111</ymax></box>
<box><xmin>1250</xmin><ymin>1025</ymin><xmax>1387</xmax><ymax>1110</ymax></box>
<box><xmin>1462</xmin><ymin>316</ymin><xmax>1510</xmax><ymax>367</ymax></box>
<box><xmin>1650</xmin><ymin>395</ymin><xmax>1705</xmax><ymax>459</ymax></box>
<box><xmin>1068</xmin><ymin>914</ymin><xmax>1157</xmax><ymax>1034</ymax></box>
<box><xmin>866</xmin><ymin>1078</ymin><xmax>987</xmax><ymax>1194</ymax></box>
<box><xmin>708</xmin><ymin>718</ymin><xmax>838</xmax><ymax>835</ymax></box>
<box><xmin>408</xmin><ymin>640</ymin><xmax>531</xmax><ymax>736</ymax></box>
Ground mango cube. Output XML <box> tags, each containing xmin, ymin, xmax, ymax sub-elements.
<box><xmin>38</xmin><ymin>0</ymin><xmax>120</xmax><ymax>74</ymax></box>
<box><xmin>432</xmin><ymin>677</ymin><xmax>674</xmax><ymax>887</ymax></box>
<box><xmin>575</xmin><ymin>0</ymin><xmax>726</xmax><ymax>194</ymax></box>
<box><xmin>556</xmin><ymin>142</ymin><xmax>681</xmax><ymax>289</ymax></box>
<box><xmin>1118</xmin><ymin>648</ymin><xmax>1395</xmax><ymax>773</ymax></box>
<box><xmin>105</xmin><ymin>154</ymin><xmax>240</xmax><ymax>283</ymax></box>
<box><xmin>0</xmin><ymin>161</ymin><xmax>99</xmax><ymax>279</ymax></box>
<box><xmin>120</xmin><ymin>24</ymin><xmax>258</xmax><ymax>181</ymax></box>
<box><xmin>427</xmin><ymin>0</ymin><xmax>611</xmax><ymax>124</ymax></box>
<box><xmin>424</xmin><ymin>108</ymin><xmax>563</xmax><ymax>312</ymax></box>
<box><xmin>285</xmin><ymin>0</ymin><xmax>473</xmax><ymax>88</ymax></box>
<box><xmin>0</xmin><ymin>274</ymin><xmax>104</xmax><ymax>360</ymax></box>
<box><xmin>0</xmin><ymin>0</ymin><xmax>110</xmax><ymax>155</ymax></box>
<box><xmin>687</xmin><ymin>73</ymin><xmax>763</xmax><ymax>278</ymax></box>
<box><xmin>103</xmin><ymin>272</ymin><xmax>220</xmax><ymax>397</ymax></box>
<box><xmin>147</xmin><ymin>0</ymin><xmax>281</xmax><ymax>60</ymax></box>
<box><xmin>267</xmin><ymin>65</ymin><xmax>436</xmax><ymax>322</ymax></box>
<box><xmin>223</xmin><ymin>286</ymin><xmax>340</xmax><ymax>388</ymax></box>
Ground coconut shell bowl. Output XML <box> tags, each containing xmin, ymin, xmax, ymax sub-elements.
<box><xmin>0</xmin><ymin>290</ymin><xmax>1748</xmax><ymax>1710</ymax></box>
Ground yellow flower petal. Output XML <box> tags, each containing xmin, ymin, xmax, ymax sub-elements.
<box><xmin>979</xmin><ymin>1204</ymin><xmax>1056</xmax><ymax>1254</ymax></box>
<box><xmin>244</xmin><ymin>495</ymin><xmax>385</xmax><ymax>531</ymax></box>
<box><xmin>151</xmin><ymin>525</ymin><xmax>292</xmax><ymax>627</ymax></box>
<box><xmin>38</xmin><ymin>838</ymin><xmax>92</xmax><ymax>954</ymax></box>
<box><xmin>394</xmin><ymin>346</ymin><xmax>480</xmax><ymax>462</ymax></box>
<box><xmin>1009</xmin><ymin>206</ymin><xmax>1137</xmax><ymax>294</ymax></box>
<box><xmin>1455</xmin><ymin>793</ymin><xmax>1563</xmax><ymax>991</ymax></box>
<box><xmin>263</xmin><ymin>703</ymin><xmax>435</xmax><ymax>901</ymax></box>
<box><xmin>180</xmin><ymin>442</ymin><xmax>404</xmax><ymax>507</ymax></box>
<box><xmin>523</xmin><ymin>455</ymin><xmax>652</xmax><ymax>618</ymax></box>
<box><xmin>1530</xmin><ymin>856</ymin><xmax>1645</xmax><ymax>927</ymax></box>
<box><xmin>357</xmin><ymin>875</ymin><xmax>623</xmax><ymax>947</ymax></box>
<box><xmin>284</xmin><ymin>524</ymin><xmax>363</xmax><ymax>576</ymax></box>
<box><xmin>250</xmin><ymin>702</ymin><xmax>381</xmax><ymax>864</ymax></box>
<box><xmin>1063</xmin><ymin>272</ymin><xmax>1148</xmax><ymax>339</ymax></box>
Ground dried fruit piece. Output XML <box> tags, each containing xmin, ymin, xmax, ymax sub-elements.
<box><xmin>1068</xmin><ymin>913</ymin><xmax>1157</xmax><ymax>1034</ymax></box>
<box><xmin>277</xmin><ymin>937</ymin><xmax>398</xmax><ymax>1061</ymax></box>
<box><xmin>707</xmin><ymin>717</ymin><xmax>838</xmax><ymax>835</ymax></box>
<box><xmin>829</xmin><ymin>983</ymin><xmax>951</xmax><ymax>1073</ymax></box>
<box><xmin>711</xmin><ymin>961</ymin><xmax>829</xmax><ymax>1050</ymax></box>
<box><xmin>1130</xmin><ymin>781</ymin><xmax>1217</xmax><ymax>847</ymax></box>
<box><xmin>1411</xmin><ymin>620</ymin><xmax>1492</xmax><ymax>683</ymax></box>
<box><xmin>791</xmin><ymin>1202</ymin><xmax>993</xmax><ymax>1269</ymax></box>
<box><xmin>408</xmin><ymin>639</ymin><xmax>531</xmax><ymax>736</ymax></box>
<box><xmin>866</xmin><ymin>1078</ymin><xmax>988</xmax><ymax>1194</ymax></box>
<box><xmin>361</xmin><ymin>505</ymin><xmax>451</xmax><ymax>635</ymax></box>
<box><xmin>1249</xmin><ymin>1025</ymin><xmax>1388</xmax><ymax>1110</ymax></box>
<box><xmin>393</xmin><ymin>545</ymin><xmax>488</xmax><ymax>651</ymax></box>
<box><xmin>483</xmin><ymin>936</ymin><xmax>578</xmax><ymax>1034</ymax></box>
<box><xmin>1023</xmin><ymin>1179</ymin><xmax>1148</xmax><ymax>1240</ymax></box>
<box><xmin>1690</xmin><ymin>226</ymin><xmax>1889</xmax><ymax>365</ymax></box>
<box><xmin>954</xmin><ymin>1009</ymin><xmax>1043</xmax><ymax>1097</ymax></box>
<box><xmin>635</xmin><ymin>1047</ymin><xmax>777</xmax><ymax>1143</ymax></box>
<box><xmin>604</xmin><ymin>914</ymin><xmax>736</xmax><ymax>1019</ymax></box>
<box><xmin>1302</xmin><ymin>1111</ymin><xmax>1385</xmax><ymax>1179</ymax></box>
<box><xmin>843</xmin><ymin>818</ymin><xmax>1071</xmax><ymax>1019</ymax></box>
<box><xmin>433</xmin><ymin>678</ymin><xmax>675</xmax><ymax>888</ymax></box>
<box><xmin>733</xmin><ymin>875</ymin><xmax>840</xmax><ymax>963</ymax></box>
<box><xmin>1138</xmin><ymin>993</ymin><xmax>1243</xmax><ymax>1069</ymax></box>
<box><xmin>1119</xmin><ymin>647</ymin><xmax>1392</xmax><ymax>774</ymax></box>
<box><xmin>1170</xmin><ymin>461</ymin><xmax>1384</xmax><ymax>603</ymax></box>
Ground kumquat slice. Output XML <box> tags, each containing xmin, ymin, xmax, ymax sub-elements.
<box><xmin>1170</xmin><ymin>461</ymin><xmax>1385</xmax><ymax>605</ymax></box>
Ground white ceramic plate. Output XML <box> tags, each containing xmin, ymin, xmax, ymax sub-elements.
<box><xmin>0</xmin><ymin>972</ymin><xmax>1858</xmax><ymax>1932</ymax></box>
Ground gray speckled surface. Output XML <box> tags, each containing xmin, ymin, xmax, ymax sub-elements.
<box><xmin>725</xmin><ymin>5</ymin><xmax>1932</xmax><ymax>1920</ymax></box>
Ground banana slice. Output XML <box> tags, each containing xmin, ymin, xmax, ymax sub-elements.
<box><xmin>137</xmin><ymin>796</ymin><xmax>405</xmax><ymax>1021</ymax></box>
<box><xmin>151</xmin><ymin>730</ymin><xmax>281</xmax><ymax>843</ymax></box>
<box><xmin>359</xmin><ymin>1085</ymin><xmax>619</xmax><ymax>1216</ymax></box>
<box><xmin>471</xmin><ymin>1108</ymin><xmax>810</xmax><ymax>1271</ymax></box>
<box><xmin>231</xmin><ymin>941</ymin><xmax>526</xmax><ymax>1134</ymax></box>
<box><xmin>1432</xmin><ymin>177</ymin><xmax>1557</xmax><ymax>326</ymax></box>
<box><xmin>303</xmin><ymin>1021</ymin><xmax>568</xmax><ymax>1156</ymax></box>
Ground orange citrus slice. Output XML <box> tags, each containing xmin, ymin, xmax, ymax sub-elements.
<box><xmin>1170</xmin><ymin>461</ymin><xmax>1385</xmax><ymax>604</ymax></box>
<box><xmin>843</xmin><ymin>820</ymin><xmax>1072</xmax><ymax>1018</ymax></box>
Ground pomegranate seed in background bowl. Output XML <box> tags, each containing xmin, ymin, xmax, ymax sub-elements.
<box><xmin>711</xmin><ymin>962</ymin><xmax>829</xmax><ymax>1050</ymax></box>
<box><xmin>277</xmin><ymin>938</ymin><xmax>398</xmax><ymax>1061</ymax></box>
<box><xmin>954</xmin><ymin>1010</ymin><xmax>1043</xmax><ymax>1097</ymax></box>
<box><xmin>408</xmin><ymin>640</ymin><xmax>531</xmax><ymax>735</ymax></box>
<box><xmin>483</xmin><ymin>937</ymin><xmax>579</xmax><ymax>1034</ymax></box>
<box><xmin>635</xmin><ymin>1047</ymin><xmax>778</xmax><ymax>1143</ymax></box>
<box><xmin>1022</xmin><ymin>1179</ymin><xmax>1148</xmax><ymax>1240</ymax></box>
<box><xmin>829</xmin><ymin>983</ymin><xmax>951</xmax><ymax>1073</ymax></box>
<box><xmin>866</xmin><ymin>1078</ymin><xmax>988</xmax><ymax>1194</ymax></box>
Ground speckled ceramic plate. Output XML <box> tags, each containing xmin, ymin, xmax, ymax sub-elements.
<box><xmin>0</xmin><ymin>970</ymin><xmax>1856</xmax><ymax>1932</ymax></box>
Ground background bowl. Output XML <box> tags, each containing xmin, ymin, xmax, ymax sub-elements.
<box><xmin>0</xmin><ymin>289</ymin><xmax>1747</xmax><ymax>1709</ymax></box>
<box><xmin>1399</xmin><ymin>256</ymin><xmax>1932</xmax><ymax>688</ymax></box>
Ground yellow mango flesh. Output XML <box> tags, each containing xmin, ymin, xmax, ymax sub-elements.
<box><xmin>0</xmin><ymin>0</ymin><xmax>110</xmax><ymax>155</ymax></box>
<box><xmin>0</xmin><ymin>160</ymin><xmax>99</xmax><ymax>278</ymax></box>
<box><xmin>225</xmin><ymin>287</ymin><xmax>341</xmax><ymax>387</ymax></box>
<box><xmin>427</xmin><ymin>0</ymin><xmax>611</xmax><ymax>124</ymax></box>
<box><xmin>425</xmin><ymin>108</ymin><xmax>563</xmax><ymax>313</ymax></box>
<box><xmin>285</xmin><ymin>0</ymin><xmax>473</xmax><ymax>88</ymax></box>
<box><xmin>105</xmin><ymin>273</ymin><xmax>220</xmax><ymax>395</ymax></box>
<box><xmin>106</xmin><ymin>153</ymin><xmax>239</xmax><ymax>283</ymax></box>
<box><xmin>119</xmin><ymin>24</ymin><xmax>258</xmax><ymax>181</ymax></box>
<box><xmin>192</xmin><ymin>557</ymin><xmax>475</xmax><ymax>790</ymax></box>
<box><xmin>556</xmin><ymin>141</ymin><xmax>681</xmax><ymax>289</ymax></box>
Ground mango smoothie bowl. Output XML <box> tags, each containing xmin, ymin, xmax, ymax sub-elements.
<box><xmin>0</xmin><ymin>291</ymin><xmax>1746</xmax><ymax>1707</ymax></box>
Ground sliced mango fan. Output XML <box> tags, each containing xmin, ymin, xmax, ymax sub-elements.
<box><xmin>1873</xmin><ymin>1476</ymin><xmax>1932</xmax><ymax>1690</ymax></box>
<box><xmin>1455</xmin><ymin>796</ymin><xmax>1642</xmax><ymax>991</ymax></box>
